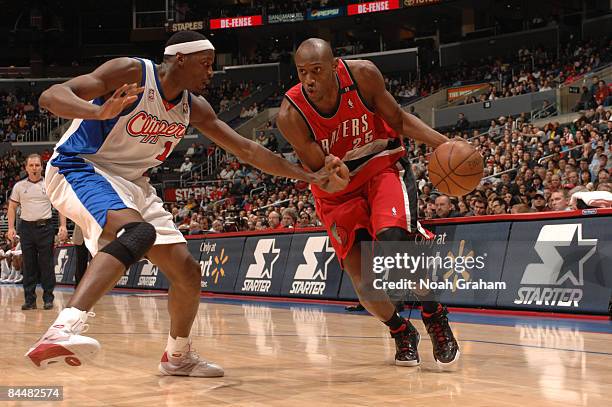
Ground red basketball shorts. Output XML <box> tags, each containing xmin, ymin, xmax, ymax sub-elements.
<box><xmin>315</xmin><ymin>159</ymin><xmax>433</xmax><ymax>262</ymax></box>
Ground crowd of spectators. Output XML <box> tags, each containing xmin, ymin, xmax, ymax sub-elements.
<box><xmin>163</xmin><ymin>128</ymin><xmax>323</xmax><ymax>234</ymax></box>
<box><xmin>1</xmin><ymin>109</ymin><xmax>610</xmax><ymax>236</ymax></box>
<box><xmin>0</xmin><ymin>149</ymin><xmax>27</xmax><ymax>209</ymax></box>
<box><xmin>0</xmin><ymin>90</ymin><xmax>53</xmax><ymax>143</ymax></box>
<box><xmin>411</xmin><ymin>109</ymin><xmax>611</xmax><ymax>219</ymax></box>
<box><xmin>0</xmin><ymin>79</ymin><xmax>265</xmax><ymax>145</ymax></box>
<box><xmin>458</xmin><ymin>40</ymin><xmax>612</xmax><ymax>106</ymax></box>
<box><xmin>204</xmin><ymin>80</ymin><xmax>263</xmax><ymax>114</ymax></box>
<box><xmin>1</xmin><ymin>46</ymin><xmax>611</xmax><ymax>236</ymax></box>
<box><xmin>241</xmin><ymin>38</ymin><xmax>610</xmax><ymax>111</ymax></box>
<box><xmin>167</xmin><ymin>100</ymin><xmax>611</xmax><ymax>232</ymax></box>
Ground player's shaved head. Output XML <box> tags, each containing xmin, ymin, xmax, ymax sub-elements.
<box><xmin>296</xmin><ymin>38</ymin><xmax>334</xmax><ymax>63</ymax></box>
<box><xmin>294</xmin><ymin>38</ymin><xmax>338</xmax><ymax>103</ymax></box>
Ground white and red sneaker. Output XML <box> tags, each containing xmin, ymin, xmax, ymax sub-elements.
<box><xmin>159</xmin><ymin>348</ymin><xmax>224</xmax><ymax>377</ymax></box>
<box><xmin>25</xmin><ymin>307</ymin><xmax>100</xmax><ymax>368</ymax></box>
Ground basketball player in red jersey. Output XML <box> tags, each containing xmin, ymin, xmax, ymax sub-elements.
<box><xmin>277</xmin><ymin>39</ymin><xmax>459</xmax><ymax>367</ymax></box>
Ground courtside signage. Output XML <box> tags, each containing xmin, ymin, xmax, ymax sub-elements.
<box><xmin>235</xmin><ymin>236</ymin><xmax>290</xmax><ymax>296</ymax></box>
<box><xmin>281</xmin><ymin>234</ymin><xmax>342</xmax><ymax>298</ymax></box>
<box><xmin>497</xmin><ymin>219</ymin><xmax>612</xmax><ymax>313</ymax></box>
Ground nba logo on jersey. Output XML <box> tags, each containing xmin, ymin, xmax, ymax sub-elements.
<box><xmin>347</xmin><ymin>98</ymin><xmax>354</xmax><ymax>108</ymax></box>
<box><xmin>148</xmin><ymin>89</ymin><xmax>155</xmax><ymax>102</ymax></box>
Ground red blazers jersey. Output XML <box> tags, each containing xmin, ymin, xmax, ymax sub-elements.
<box><xmin>285</xmin><ymin>59</ymin><xmax>405</xmax><ymax>199</ymax></box>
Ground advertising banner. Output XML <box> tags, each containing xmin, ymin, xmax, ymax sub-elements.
<box><xmin>210</xmin><ymin>15</ymin><xmax>263</xmax><ymax>30</ymax></box>
<box><xmin>347</xmin><ymin>0</ymin><xmax>400</xmax><ymax>16</ymax></box>
<box><xmin>197</xmin><ymin>237</ymin><xmax>245</xmax><ymax>293</ymax></box>
<box><xmin>357</xmin><ymin>223</ymin><xmax>511</xmax><ymax>307</ymax></box>
<box><xmin>423</xmin><ymin>222</ymin><xmax>511</xmax><ymax>307</ymax></box>
<box><xmin>280</xmin><ymin>233</ymin><xmax>342</xmax><ymax>299</ymax></box>
<box><xmin>235</xmin><ymin>235</ymin><xmax>291</xmax><ymax>296</ymax></box>
<box><xmin>168</xmin><ymin>21</ymin><xmax>205</xmax><ymax>32</ymax></box>
<box><xmin>54</xmin><ymin>246</ymin><xmax>75</xmax><ymax>284</ymax></box>
<box><xmin>164</xmin><ymin>186</ymin><xmax>210</xmax><ymax>202</ymax></box>
<box><xmin>268</xmin><ymin>12</ymin><xmax>305</xmax><ymax>24</ymax></box>
<box><xmin>338</xmin><ymin>271</ymin><xmax>359</xmax><ymax>300</ymax></box>
<box><xmin>497</xmin><ymin>219</ymin><xmax>612</xmax><ymax>313</ymax></box>
<box><xmin>306</xmin><ymin>7</ymin><xmax>343</xmax><ymax>20</ymax></box>
<box><xmin>447</xmin><ymin>83</ymin><xmax>488</xmax><ymax>102</ymax></box>
<box><xmin>403</xmin><ymin>0</ymin><xmax>442</xmax><ymax>7</ymax></box>
<box><xmin>116</xmin><ymin>261</ymin><xmax>138</xmax><ymax>288</ymax></box>
<box><xmin>131</xmin><ymin>260</ymin><xmax>169</xmax><ymax>290</ymax></box>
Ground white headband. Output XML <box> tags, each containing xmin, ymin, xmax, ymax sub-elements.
<box><xmin>164</xmin><ymin>39</ymin><xmax>215</xmax><ymax>56</ymax></box>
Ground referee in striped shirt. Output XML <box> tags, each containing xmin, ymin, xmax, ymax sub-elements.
<box><xmin>7</xmin><ymin>154</ymin><xmax>67</xmax><ymax>310</ymax></box>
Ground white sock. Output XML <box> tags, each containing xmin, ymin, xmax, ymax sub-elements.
<box><xmin>0</xmin><ymin>260</ymin><xmax>9</xmax><ymax>278</ymax></box>
<box><xmin>166</xmin><ymin>334</ymin><xmax>191</xmax><ymax>357</ymax></box>
<box><xmin>52</xmin><ymin>307</ymin><xmax>89</xmax><ymax>332</ymax></box>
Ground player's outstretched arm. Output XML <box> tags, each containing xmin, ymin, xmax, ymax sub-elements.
<box><xmin>39</xmin><ymin>57</ymin><xmax>144</xmax><ymax>120</ymax></box>
<box><xmin>190</xmin><ymin>95</ymin><xmax>345</xmax><ymax>191</ymax></box>
<box><xmin>353</xmin><ymin>60</ymin><xmax>449</xmax><ymax>148</ymax></box>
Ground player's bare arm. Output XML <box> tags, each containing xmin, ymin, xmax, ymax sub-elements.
<box><xmin>190</xmin><ymin>95</ymin><xmax>346</xmax><ymax>191</ymax></box>
<box><xmin>39</xmin><ymin>57</ymin><xmax>144</xmax><ymax>120</ymax></box>
<box><xmin>277</xmin><ymin>98</ymin><xmax>349</xmax><ymax>190</ymax></box>
<box><xmin>347</xmin><ymin>60</ymin><xmax>449</xmax><ymax>148</ymax></box>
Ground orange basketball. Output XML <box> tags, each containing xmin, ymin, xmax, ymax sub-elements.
<box><xmin>427</xmin><ymin>140</ymin><xmax>484</xmax><ymax>197</ymax></box>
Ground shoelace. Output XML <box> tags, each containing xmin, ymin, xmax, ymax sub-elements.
<box><xmin>428</xmin><ymin>317</ymin><xmax>450</xmax><ymax>345</ymax></box>
<box><xmin>69</xmin><ymin>311</ymin><xmax>96</xmax><ymax>334</ymax></box>
<box><xmin>398</xmin><ymin>337</ymin><xmax>414</xmax><ymax>352</ymax></box>
<box><xmin>395</xmin><ymin>328</ymin><xmax>416</xmax><ymax>352</ymax></box>
<box><xmin>185</xmin><ymin>350</ymin><xmax>200</xmax><ymax>360</ymax></box>
<box><xmin>80</xmin><ymin>311</ymin><xmax>96</xmax><ymax>334</ymax></box>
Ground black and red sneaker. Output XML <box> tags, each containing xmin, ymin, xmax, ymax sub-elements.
<box><xmin>422</xmin><ymin>306</ymin><xmax>460</xmax><ymax>366</ymax></box>
<box><xmin>390</xmin><ymin>319</ymin><xmax>420</xmax><ymax>367</ymax></box>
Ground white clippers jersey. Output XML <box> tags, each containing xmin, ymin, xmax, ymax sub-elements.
<box><xmin>51</xmin><ymin>58</ymin><xmax>191</xmax><ymax>181</ymax></box>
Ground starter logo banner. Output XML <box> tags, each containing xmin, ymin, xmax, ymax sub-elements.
<box><xmin>289</xmin><ymin>236</ymin><xmax>336</xmax><ymax>296</ymax></box>
<box><xmin>498</xmin><ymin>219</ymin><xmax>611</xmax><ymax>313</ymax></box>
<box><xmin>281</xmin><ymin>233</ymin><xmax>343</xmax><ymax>299</ymax></box>
<box><xmin>238</xmin><ymin>237</ymin><xmax>291</xmax><ymax>296</ymax></box>
<box><xmin>54</xmin><ymin>248</ymin><xmax>71</xmax><ymax>283</ymax></box>
<box><xmin>514</xmin><ymin>224</ymin><xmax>597</xmax><ymax>307</ymax></box>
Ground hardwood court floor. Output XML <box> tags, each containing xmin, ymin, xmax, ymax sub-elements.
<box><xmin>1</xmin><ymin>285</ymin><xmax>611</xmax><ymax>406</ymax></box>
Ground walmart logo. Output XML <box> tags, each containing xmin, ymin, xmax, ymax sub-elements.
<box><xmin>212</xmin><ymin>248</ymin><xmax>228</xmax><ymax>284</ymax></box>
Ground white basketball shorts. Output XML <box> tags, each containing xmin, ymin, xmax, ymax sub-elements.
<box><xmin>45</xmin><ymin>159</ymin><xmax>185</xmax><ymax>255</ymax></box>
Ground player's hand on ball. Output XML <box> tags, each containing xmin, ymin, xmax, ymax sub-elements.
<box><xmin>96</xmin><ymin>83</ymin><xmax>144</xmax><ymax>120</ymax></box>
<box><xmin>315</xmin><ymin>155</ymin><xmax>350</xmax><ymax>194</ymax></box>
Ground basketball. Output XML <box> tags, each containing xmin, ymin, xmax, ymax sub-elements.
<box><xmin>428</xmin><ymin>140</ymin><xmax>484</xmax><ymax>196</ymax></box>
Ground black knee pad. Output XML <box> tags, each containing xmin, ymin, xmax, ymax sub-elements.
<box><xmin>100</xmin><ymin>222</ymin><xmax>156</xmax><ymax>268</ymax></box>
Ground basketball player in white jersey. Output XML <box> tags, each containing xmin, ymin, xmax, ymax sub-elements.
<box><xmin>25</xmin><ymin>31</ymin><xmax>348</xmax><ymax>376</ymax></box>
